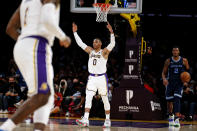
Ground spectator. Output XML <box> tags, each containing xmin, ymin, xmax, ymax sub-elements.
<box><xmin>14</xmin><ymin>69</ymin><xmax>28</xmax><ymax>108</ymax></box>
<box><xmin>181</xmin><ymin>85</ymin><xmax>196</xmax><ymax>121</ymax></box>
<box><xmin>0</xmin><ymin>75</ymin><xmax>8</xmax><ymax>113</ymax></box>
<box><xmin>0</xmin><ymin>76</ymin><xmax>22</xmax><ymax>113</ymax></box>
<box><xmin>63</xmin><ymin>79</ymin><xmax>86</xmax><ymax>117</ymax></box>
<box><xmin>60</xmin><ymin>79</ymin><xmax>74</xmax><ymax>115</ymax></box>
<box><xmin>50</xmin><ymin>84</ymin><xmax>63</xmax><ymax>114</ymax></box>
<box><xmin>59</xmin><ymin>79</ymin><xmax>68</xmax><ymax>96</ymax></box>
<box><xmin>14</xmin><ymin>85</ymin><xmax>28</xmax><ymax>108</ymax></box>
<box><xmin>72</xmin><ymin>80</ymin><xmax>86</xmax><ymax>112</ymax></box>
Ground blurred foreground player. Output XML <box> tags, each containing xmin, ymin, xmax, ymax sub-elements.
<box><xmin>0</xmin><ymin>0</ymin><xmax>71</xmax><ymax>130</ymax></box>
<box><xmin>162</xmin><ymin>46</ymin><xmax>189</xmax><ymax>127</ymax></box>
<box><xmin>73</xmin><ymin>22</ymin><xmax>115</xmax><ymax>128</ymax></box>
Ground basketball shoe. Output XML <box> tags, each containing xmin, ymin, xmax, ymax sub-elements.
<box><xmin>174</xmin><ymin>118</ymin><xmax>180</xmax><ymax>128</ymax></box>
<box><xmin>76</xmin><ymin>117</ymin><xmax>89</xmax><ymax>127</ymax></box>
<box><xmin>103</xmin><ymin>119</ymin><xmax>111</xmax><ymax>128</ymax></box>
<box><xmin>169</xmin><ymin>114</ymin><xmax>175</xmax><ymax>126</ymax></box>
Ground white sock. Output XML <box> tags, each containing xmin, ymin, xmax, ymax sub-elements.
<box><xmin>106</xmin><ymin>114</ymin><xmax>110</xmax><ymax>120</ymax></box>
<box><xmin>84</xmin><ymin>112</ymin><xmax>89</xmax><ymax>119</ymax></box>
<box><xmin>0</xmin><ymin>119</ymin><xmax>16</xmax><ymax>131</ymax></box>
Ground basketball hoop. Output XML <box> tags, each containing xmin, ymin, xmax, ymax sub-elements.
<box><xmin>93</xmin><ymin>3</ymin><xmax>111</xmax><ymax>22</ymax></box>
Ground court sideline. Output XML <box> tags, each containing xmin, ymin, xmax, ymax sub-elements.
<box><xmin>0</xmin><ymin>114</ymin><xmax>197</xmax><ymax>131</ymax></box>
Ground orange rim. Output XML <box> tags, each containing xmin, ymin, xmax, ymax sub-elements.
<box><xmin>93</xmin><ymin>3</ymin><xmax>111</xmax><ymax>11</ymax></box>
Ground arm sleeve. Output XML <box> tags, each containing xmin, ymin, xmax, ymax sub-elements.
<box><xmin>40</xmin><ymin>3</ymin><xmax>66</xmax><ymax>41</ymax></box>
<box><xmin>106</xmin><ymin>33</ymin><xmax>115</xmax><ymax>51</ymax></box>
<box><xmin>73</xmin><ymin>32</ymin><xmax>88</xmax><ymax>50</ymax></box>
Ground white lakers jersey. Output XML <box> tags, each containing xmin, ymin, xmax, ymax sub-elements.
<box><xmin>19</xmin><ymin>0</ymin><xmax>60</xmax><ymax>46</ymax></box>
<box><xmin>88</xmin><ymin>50</ymin><xmax>107</xmax><ymax>74</ymax></box>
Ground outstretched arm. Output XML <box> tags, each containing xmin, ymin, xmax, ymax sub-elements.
<box><xmin>41</xmin><ymin>2</ymin><xmax>71</xmax><ymax>48</ymax></box>
<box><xmin>72</xmin><ymin>22</ymin><xmax>93</xmax><ymax>54</ymax></box>
<box><xmin>102</xmin><ymin>22</ymin><xmax>115</xmax><ymax>59</ymax></box>
<box><xmin>6</xmin><ymin>6</ymin><xmax>21</xmax><ymax>41</ymax></box>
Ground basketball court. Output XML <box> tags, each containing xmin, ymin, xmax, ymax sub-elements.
<box><xmin>0</xmin><ymin>114</ymin><xmax>197</xmax><ymax>131</ymax></box>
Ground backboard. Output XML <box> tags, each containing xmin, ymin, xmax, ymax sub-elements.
<box><xmin>70</xmin><ymin>0</ymin><xmax>143</xmax><ymax>14</ymax></box>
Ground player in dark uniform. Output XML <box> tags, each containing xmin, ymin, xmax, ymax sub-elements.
<box><xmin>162</xmin><ymin>46</ymin><xmax>190</xmax><ymax>127</ymax></box>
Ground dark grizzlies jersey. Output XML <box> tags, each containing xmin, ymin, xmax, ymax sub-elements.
<box><xmin>168</xmin><ymin>57</ymin><xmax>185</xmax><ymax>81</ymax></box>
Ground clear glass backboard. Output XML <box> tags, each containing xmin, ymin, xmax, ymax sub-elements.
<box><xmin>70</xmin><ymin>0</ymin><xmax>143</xmax><ymax>14</ymax></box>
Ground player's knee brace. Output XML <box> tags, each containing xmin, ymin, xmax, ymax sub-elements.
<box><xmin>85</xmin><ymin>90</ymin><xmax>95</xmax><ymax>109</ymax></box>
<box><xmin>174</xmin><ymin>96</ymin><xmax>181</xmax><ymax>113</ymax></box>
<box><xmin>33</xmin><ymin>93</ymin><xmax>54</xmax><ymax>125</ymax></box>
<box><xmin>101</xmin><ymin>95</ymin><xmax>110</xmax><ymax>111</ymax></box>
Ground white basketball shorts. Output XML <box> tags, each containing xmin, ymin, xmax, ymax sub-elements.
<box><xmin>86</xmin><ymin>73</ymin><xmax>109</xmax><ymax>96</ymax></box>
<box><xmin>13</xmin><ymin>35</ymin><xmax>54</xmax><ymax>97</ymax></box>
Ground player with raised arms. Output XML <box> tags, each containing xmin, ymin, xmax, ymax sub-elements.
<box><xmin>72</xmin><ymin>22</ymin><xmax>115</xmax><ymax>128</ymax></box>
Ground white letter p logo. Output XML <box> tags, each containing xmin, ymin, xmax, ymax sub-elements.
<box><xmin>126</xmin><ymin>90</ymin><xmax>133</xmax><ymax>105</ymax></box>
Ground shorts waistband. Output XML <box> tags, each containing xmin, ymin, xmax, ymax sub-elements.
<box><xmin>89</xmin><ymin>73</ymin><xmax>106</xmax><ymax>77</ymax></box>
<box><xmin>25</xmin><ymin>35</ymin><xmax>48</xmax><ymax>44</ymax></box>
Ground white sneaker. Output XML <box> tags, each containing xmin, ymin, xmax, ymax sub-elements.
<box><xmin>103</xmin><ymin>119</ymin><xmax>111</xmax><ymax>128</ymax></box>
<box><xmin>3</xmin><ymin>110</ymin><xmax>8</xmax><ymax>114</ymax></box>
<box><xmin>65</xmin><ymin>112</ymin><xmax>69</xmax><ymax>117</ymax></box>
<box><xmin>14</xmin><ymin>102</ymin><xmax>21</xmax><ymax>108</ymax></box>
<box><xmin>174</xmin><ymin>118</ymin><xmax>180</xmax><ymax>128</ymax></box>
<box><xmin>169</xmin><ymin>115</ymin><xmax>174</xmax><ymax>126</ymax></box>
<box><xmin>76</xmin><ymin>117</ymin><xmax>89</xmax><ymax>127</ymax></box>
<box><xmin>0</xmin><ymin>110</ymin><xmax>3</xmax><ymax>113</ymax></box>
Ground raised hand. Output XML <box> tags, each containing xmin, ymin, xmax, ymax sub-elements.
<box><xmin>106</xmin><ymin>22</ymin><xmax>113</xmax><ymax>34</ymax></box>
<box><xmin>72</xmin><ymin>22</ymin><xmax>78</xmax><ymax>32</ymax></box>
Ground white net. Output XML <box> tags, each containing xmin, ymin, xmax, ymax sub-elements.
<box><xmin>93</xmin><ymin>3</ymin><xmax>111</xmax><ymax>22</ymax></box>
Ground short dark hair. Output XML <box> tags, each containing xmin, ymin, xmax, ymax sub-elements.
<box><xmin>172</xmin><ymin>45</ymin><xmax>180</xmax><ymax>50</ymax></box>
<box><xmin>94</xmin><ymin>38</ymin><xmax>102</xmax><ymax>43</ymax></box>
